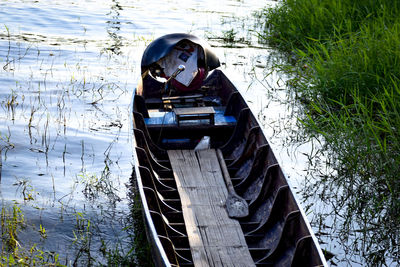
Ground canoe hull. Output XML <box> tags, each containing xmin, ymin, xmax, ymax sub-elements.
<box><xmin>132</xmin><ymin>36</ymin><xmax>327</xmax><ymax>266</ymax></box>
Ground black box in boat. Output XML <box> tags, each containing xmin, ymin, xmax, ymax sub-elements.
<box><xmin>131</xmin><ymin>33</ymin><xmax>327</xmax><ymax>266</ymax></box>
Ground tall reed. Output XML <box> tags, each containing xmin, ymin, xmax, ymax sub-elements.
<box><xmin>259</xmin><ymin>0</ymin><xmax>400</xmax><ymax>264</ymax></box>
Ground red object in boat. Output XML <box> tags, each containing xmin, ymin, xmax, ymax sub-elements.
<box><xmin>171</xmin><ymin>67</ymin><xmax>206</xmax><ymax>92</ymax></box>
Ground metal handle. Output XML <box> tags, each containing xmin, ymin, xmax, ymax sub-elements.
<box><xmin>164</xmin><ymin>65</ymin><xmax>186</xmax><ymax>94</ymax></box>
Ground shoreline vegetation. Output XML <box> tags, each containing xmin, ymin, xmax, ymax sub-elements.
<box><xmin>257</xmin><ymin>0</ymin><xmax>399</xmax><ymax>265</ymax></box>
<box><xmin>0</xmin><ymin>180</ymin><xmax>149</xmax><ymax>266</ymax></box>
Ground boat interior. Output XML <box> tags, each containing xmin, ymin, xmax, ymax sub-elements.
<box><xmin>132</xmin><ymin>69</ymin><xmax>324</xmax><ymax>266</ymax></box>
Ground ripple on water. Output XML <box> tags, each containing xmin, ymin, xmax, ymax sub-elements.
<box><xmin>0</xmin><ymin>0</ymin><xmax>352</xmax><ymax>266</ymax></box>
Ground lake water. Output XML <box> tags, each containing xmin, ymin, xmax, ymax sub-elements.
<box><xmin>0</xmin><ymin>0</ymin><xmax>384</xmax><ymax>266</ymax></box>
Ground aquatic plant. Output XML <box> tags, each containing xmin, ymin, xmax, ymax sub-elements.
<box><xmin>129</xmin><ymin>171</ymin><xmax>153</xmax><ymax>266</ymax></box>
<box><xmin>258</xmin><ymin>0</ymin><xmax>400</xmax><ymax>265</ymax></box>
<box><xmin>71</xmin><ymin>212</ymin><xmax>94</xmax><ymax>266</ymax></box>
<box><xmin>1</xmin><ymin>204</ymin><xmax>64</xmax><ymax>266</ymax></box>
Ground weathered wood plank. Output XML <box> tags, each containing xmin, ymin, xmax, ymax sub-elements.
<box><xmin>174</xmin><ymin>107</ymin><xmax>215</xmax><ymax>116</ymax></box>
<box><xmin>168</xmin><ymin>149</ymin><xmax>255</xmax><ymax>267</ymax></box>
<box><xmin>174</xmin><ymin>107</ymin><xmax>215</xmax><ymax>126</ymax></box>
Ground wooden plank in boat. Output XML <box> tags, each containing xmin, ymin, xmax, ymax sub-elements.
<box><xmin>162</xmin><ymin>94</ymin><xmax>203</xmax><ymax>101</ymax></box>
<box><xmin>173</xmin><ymin>107</ymin><xmax>215</xmax><ymax>126</ymax></box>
<box><xmin>162</xmin><ymin>95</ymin><xmax>204</xmax><ymax>110</ymax></box>
<box><xmin>168</xmin><ymin>149</ymin><xmax>255</xmax><ymax>267</ymax></box>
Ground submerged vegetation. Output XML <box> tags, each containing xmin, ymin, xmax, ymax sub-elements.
<box><xmin>258</xmin><ymin>0</ymin><xmax>400</xmax><ymax>265</ymax></box>
<box><xmin>1</xmin><ymin>204</ymin><xmax>63</xmax><ymax>266</ymax></box>
<box><xmin>0</xmin><ymin>24</ymin><xmax>139</xmax><ymax>265</ymax></box>
<box><xmin>0</xmin><ymin>193</ymin><xmax>147</xmax><ymax>266</ymax></box>
<box><xmin>129</xmin><ymin>172</ymin><xmax>153</xmax><ymax>267</ymax></box>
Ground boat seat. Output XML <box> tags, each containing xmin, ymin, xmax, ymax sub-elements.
<box><xmin>162</xmin><ymin>93</ymin><xmax>204</xmax><ymax>109</ymax></box>
<box><xmin>144</xmin><ymin>106</ymin><xmax>236</xmax><ymax>130</ymax></box>
<box><xmin>173</xmin><ymin>106</ymin><xmax>215</xmax><ymax>126</ymax></box>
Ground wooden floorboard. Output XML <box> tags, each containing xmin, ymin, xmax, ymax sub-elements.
<box><xmin>168</xmin><ymin>149</ymin><xmax>255</xmax><ymax>267</ymax></box>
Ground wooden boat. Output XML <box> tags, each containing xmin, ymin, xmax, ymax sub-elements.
<box><xmin>131</xmin><ymin>33</ymin><xmax>327</xmax><ymax>266</ymax></box>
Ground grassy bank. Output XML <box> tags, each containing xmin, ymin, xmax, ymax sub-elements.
<box><xmin>258</xmin><ymin>0</ymin><xmax>400</xmax><ymax>264</ymax></box>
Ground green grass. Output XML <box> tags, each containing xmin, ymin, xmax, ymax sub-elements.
<box><xmin>1</xmin><ymin>204</ymin><xmax>64</xmax><ymax>266</ymax></box>
<box><xmin>258</xmin><ymin>0</ymin><xmax>400</xmax><ymax>264</ymax></box>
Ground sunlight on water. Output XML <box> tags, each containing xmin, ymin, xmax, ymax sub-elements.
<box><xmin>0</xmin><ymin>0</ymin><xmax>370</xmax><ymax>266</ymax></box>
<box><xmin>0</xmin><ymin>0</ymin><xmax>279</xmax><ymax>265</ymax></box>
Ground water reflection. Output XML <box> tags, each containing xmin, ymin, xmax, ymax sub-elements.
<box><xmin>0</xmin><ymin>33</ymin><xmax>133</xmax><ymax>264</ymax></box>
<box><xmin>300</xmin><ymin>141</ymin><xmax>400</xmax><ymax>266</ymax></box>
<box><xmin>3</xmin><ymin>0</ymin><xmax>382</xmax><ymax>265</ymax></box>
<box><xmin>0</xmin><ymin>0</ymin><xmax>273</xmax><ymax>265</ymax></box>
<box><xmin>248</xmin><ymin>47</ymin><xmax>400</xmax><ymax>265</ymax></box>
<box><xmin>105</xmin><ymin>0</ymin><xmax>123</xmax><ymax>55</ymax></box>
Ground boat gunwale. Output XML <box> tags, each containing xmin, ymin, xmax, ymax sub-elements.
<box><xmin>130</xmin><ymin>89</ymin><xmax>174</xmax><ymax>267</ymax></box>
